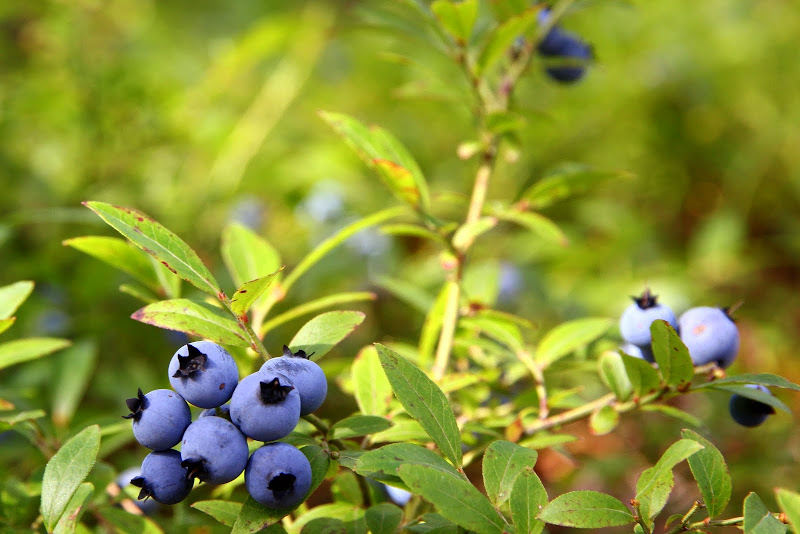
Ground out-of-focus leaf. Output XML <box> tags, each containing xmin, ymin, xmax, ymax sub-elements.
<box><xmin>539</xmin><ymin>490</ymin><xmax>634</xmax><ymax>528</ymax></box>
<box><xmin>518</xmin><ymin>433</ymin><xmax>577</xmax><ymax>450</ymax></box>
<box><xmin>365</xmin><ymin>503</ymin><xmax>403</xmax><ymax>534</ymax></box>
<box><xmin>131</xmin><ymin>299</ymin><xmax>248</xmax><ymax>346</ymax></box>
<box><xmin>476</xmin><ymin>9</ymin><xmax>537</xmax><ymax>75</ymax></box>
<box><xmin>83</xmin><ymin>202</ymin><xmax>221</xmax><ymax>296</ymax></box>
<box><xmin>743</xmin><ymin>492</ymin><xmax>787</xmax><ymax>534</ymax></box>
<box><xmin>535</xmin><ymin>318</ymin><xmax>612</xmax><ymax>368</ymax></box>
<box><xmin>0</xmin><ymin>337</ymin><xmax>71</xmax><ymax>372</ymax></box>
<box><xmin>776</xmin><ymin>488</ymin><xmax>800</xmax><ymax>533</ymax></box>
<box><xmin>41</xmin><ymin>425</ymin><xmax>101</xmax><ymax>532</ymax></box>
<box><xmin>331</xmin><ymin>415</ymin><xmax>393</xmax><ymax>440</ymax></box>
<box><xmin>707</xmin><ymin>384</ymin><xmax>791</xmax><ymax>414</ymax></box>
<box><xmin>452</xmin><ymin>217</ymin><xmax>497</xmax><ymax>253</ymax></box>
<box><xmin>192</xmin><ymin>500</ymin><xmax>243</xmax><ymax>527</ymax></box>
<box><xmin>482</xmin><ymin>440</ymin><xmax>538</xmax><ymax>507</ymax></box>
<box><xmin>641</xmin><ymin>404</ymin><xmax>702</xmax><ymax>428</ymax></box>
<box><xmin>0</xmin><ymin>280</ymin><xmax>34</xmax><ymax>319</ymax></box>
<box><xmin>431</xmin><ymin>0</ymin><xmax>478</xmax><ymax>44</ymax></box>
<box><xmin>51</xmin><ymin>339</ymin><xmax>98</xmax><ymax>427</ymax></box>
<box><xmin>0</xmin><ymin>317</ymin><xmax>16</xmax><ymax>336</ymax></box>
<box><xmin>375</xmin><ymin>275</ymin><xmax>434</xmax><ymax>314</ymax></box>
<box><xmin>260</xmin><ymin>292</ymin><xmax>375</xmax><ymax>337</ymax></box>
<box><xmin>491</xmin><ymin>206</ymin><xmax>568</xmax><ymax>247</ymax></box>
<box><xmin>419</xmin><ymin>281</ymin><xmax>457</xmax><ymax>365</ymax></box>
<box><xmin>589</xmin><ymin>405</ymin><xmax>619</xmax><ymax>436</ymax></box>
<box><xmin>380</xmin><ymin>223</ymin><xmax>447</xmax><ymax>244</ymax></box>
<box><xmin>509</xmin><ymin>466</ymin><xmax>547</xmax><ymax>534</ymax></box>
<box><xmin>222</xmin><ymin>222</ymin><xmax>282</xmax><ymax>288</ymax></box>
<box><xmin>522</xmin><ymin>164</ymin><xmax>632</xmax><ymax>210</ymax></box>
<box><xmin>621</xmin><ymin>353</ymin><xmax>662</xmax><ymax>397</ymax></box>
<box><xmin>288</xmin><ymin>310</ymin><xmax>365</xmax><ymax>360</ymax></box>
<box><xmin>231</xmin><ymin>268</ymin><xmax>282</xmax><ymax>316</ymax></box>
<box><xmin>352</xmin><ymin>346</ymin><xmax>393</xmax><ymax>416</ymax></box>
<box><xmin>682</xmin><ymin>429</ymin><xmax>731</xmax><ymax>518</ymax></box>
<box><xmin>650</xmin><ymin>320</ymin><xmax>693</xmax><ymax>387</ymax></box>
<box><xmin>95</xmin><ymin>507</ymin><xmax>163</xmax><ymax>534</ymax></box>
<box><xmin>599</xmin><ymin>350</ymin><xmax>633</xmax><ymax>401</ymax></box>
<box><xmin>692</xmin><ymin>373</ymin><xmax>800</xmax><ymax>392</ymax></box>
<box><xmin>398</xmin><ymin>464</ymin><xmax>507</xmax><ymax>534</ymax></box>
<box><xmin>290</xmin><ymin>504</ymin><xmax>365</xmax><ymax>534</ymax></box>
<box><xmin>53</xmin><ymin>482</ymin><xmax>93</xmax><ymax>534</ymax></box>
<box><xmin>376</xmin><ymin>344</ymin><xmax>462</xmax><ymax>467</ymax></box>
<box><xmin>0</xmin><ymin>409</ymin><xmax>46</xmax><ymax>432</ymax></box>
<box><xmin>635</xmin><ymin>439</ymin><xmax>704</xmax><ymax>521</ymax></box>
<box><xmin>460</xmin><ymin>316</ymin><xmax>523</xmax><ymax>352</ymax></box>
<box><xmin>63</xmin><ymin>237</ymin><xmax>160</xmax><ymax>292</ymax></box>
<box><xmin>118</xmin><ymin>283</ymin><xmax>158</xmax><ymax>304</ymax></box>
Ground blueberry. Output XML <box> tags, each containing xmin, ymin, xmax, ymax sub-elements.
<box><xmin>679</xmin><ymin>306</ymin><xmax>739</xmax><ymax>368</ymax></box>
<box><xmin>229</xmin><ymin>372</ymin><xmax>301</xmax><ymax>442</ymax></box>
<box><xmin>536</xmin><ymin>8</ymin><xmax>592</xmax><ymax>83</ymax></box>
<box><xmin>116</xmin><ymin>467</ymin><xmax>159</xmax><ymax>515</ymax></box>
<box><xmin>245</xmin><ymin>442</ymin><xmax>312</xmax><ymax>509</ymax></box>
<box><xmin>620</xmin><ymin>343</ymin><xmax>655</xmax><ymax>363</ymax></box>
<box><xmin>384</xmin><ymin>484</ymin><xmax>412</xmax><ymax>506</ymax></box>
<box><xmin>729</xmin><ymin>384</ymin><xmax>775</xmax><ymax>427</ymax></box>
<box><xmin>130</xmin><ymin>449</ymin><xmax>193</xmax><ymax>505</ymax></box>
<box><xmin>123</xmin><ymin>388</ymin><xmax>191</xmax><ymax>451</ymax></box>
<box><xmin>619</xmin><ymin>289</ymin><xmax>678</xmax><ymax>348</ymax></box>
<box><xmin>260</xmin><ymin>346</ymin><xmax>327</xmax><ymax>415</ymax></box>
<box><xmin>168</xmin><ymin>341</ymin><xmax>239</xmax><ymax>409</ymax></box>
<box><xmin>180</xmin><ymin>416</ymin><xmax>249</xmax><ymax>485</ymax></box>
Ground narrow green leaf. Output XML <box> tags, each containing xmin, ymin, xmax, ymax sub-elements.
<box><xmin>352</xmin><ymin>346</ymin><xmax>393</xmax><ymax>416</ymax></box>
<box><xmin>650</xmin><ymin>320</ymin><xmax>694</xmax><ymax>387</ymax></box>
<box><xmin>41</xmin><ymin>425</ymin><xmax>101</xmax><ymax>531</ymax></box>
<box><xmin>535</xmin><ymin>318</ymin><xmax>613</xmax><ymax>368</ymax></box>
<box><xmin>331</xmin><ymin>415</ymin><xmax>393</xmax><ymax>440</ymax></box>
<box><xmin>131</xmin><ymin>299</ymin><xmax>249</xmax><ymax>346</ymax></box>
<box><xmin>53</xmin><ymin>482</ymin><xmax>93</xmax><ymax>534</ymax></box>
<box><xmin>231</xmin><ymin>268</ymin><xmax>282</xmax><ymax>316</ymax></box>
<box><xmin>419</xmin><ymin>281</ymin><xmax>457</xmax><ymax>365</ymax></box>
<box><xmin>0</xmin><ymin>317</ymin><xmax>15</xmax><ymax>336</ymax></box>
<box><xmin>380</xmin><ymin>223</ymin><xmax>447</xmax><ymax>244</ymax></box>
<box><xmin>119</xmin><ymin>283</ymin><xmax>158</xmax><ymax>304</ymax></box>
<box><xmin>539</xmin><ymin>490</ymin><xmax>635</xmax><ymax>528</ymax></box>
<box><xmin>356</xmin><ymin>443</ymin><xmax>461</xmax><ymax>487</ymax></box>
<box><xmin>776</xmin><ymin>488</ymin><xmax>800</xmax><ymax>533</ymax></box>
<box><xmin>589</xmin><ymin>405</ymin><xmax>619</xmax><ymax>436</ymax></box>
<box><xmin>482</xmin><ymin>440</ymin><xmax>538</xmax><ymax>507</ymax></box>
<box><xmin>63</xmin><ymin>236</ymin><xmax>160</xmax><ymax>292</ymax></box>
<box><xmin>151</xmin><ymin>255</ymin><xmax>181</xmax><ymax>299</ymax></box>
<box><xmin>641</xmin><ymin>405</ymin><xmax>702</xmax><ymax>428</ymax></box>
<box><xmin>460</xmin><ymin>315</ymin><xmax>524</xmax><ymax>353</ymax></box>
<box><xmin>51</xmin><ymin>339</ymin><xmax>98</xmax><ymax>427</ymax></box>
<box><xmin>260</xmin><ymin>292</ymin><xmax>376</xmax><ymax>337</ymax></box>
<box><xmin>707</xmin><ymin>384</ymin><xmax>791</xmax><ymax>414</ymax></box>
<box><xmin>510</xmin><ymin>467</ymin><xmax>547</xmax><ymax>534</ymax></box>
<box><xmin>681</xmin><ymin>429</ymin><xmax>731</xmax><ymax>518</ymax></box>
<box><xmin>0</xmin><ymin>280</ymin><xmax>34</xmax><ymax>319</ymax></box>
<box><xmin>289</xmin><ymin>311</ymin><xmax>365</xmax><ymax>360</ymax></box>
<box><xmin>599</xmin><ymin>350</ymin><xmax>633</xmax><ymax>401</ymax></box>
<box><xmin>374</xmin><ymin>275</ymin><xmax>433</xmax><ymax>314</ymax></box>
<box><xmin>522</xmin><ymin>164</ymin><xmax>631</xmax><ymax>210</ymax></box>
<box><xmin>431</xmin><ymin>0</ymin><xmax>479</xmax><ymax>43</ymax></box>
<box><xmin>83</xmin><ymin>201</ymin><xmax>221</xmax><ymax>296</ymax></box>
<box><xmin>452</xmin><ymin>217</ymin><xmax>497</xmax><ymax>252</ymax></box>
<box><xmin>192</xmin><ymin>500</ymin><xmax>244</xmax><ymax>527</ymax></box>
<box><xmin>376</xmin><ymin>344</ymin><xmax>462</xmax><ymax>467</ymax></box>
<box><xmin>398</xmin><ymin>464</ymin><xmax>506</xmax><ymax>534</ymax></box>
<box><xmin>744</xmin><ymin>492</ymin><xmax>787</xmax><ymax>534</ymax></box>
<box><xmin>96</xmin><ymin>507</ymin><xmax>164</xmax><ymax>534</ymax></box>
<box><xmin>621</xmin><ymin>353</ymin><xmax>662</xmax><ymax>397</ymax></box>
<box><xmin>491</xmin><ymin>207</ymin><xmax>568</xmax><ymax>247</ymax></box>
<box><xmin>222</xmin><ymin>222</ymin><xmax>282</xmax><ymax>288</ymax></box>
<box><xmin>0</xmin><ymin>409</ymin><xmax>46</xmax><ymax>430</ymax></box>
<box><xmin>635</xmin><ymin>439</ymin><xmax>704</xmax><ymax>521</ymax></box>
<box><xmin>365</xmin><ymin>503</ymin><xmax>404</xmax><ymax>534</ymax></box>
<box><xmin>0</xmin><ymin>337</ymin><xmax>71</xmax><ymax>372</ymax></box>
<box><xmin>289</xmin><ymin>503</ymin><xmax>365</xmax><ymax>534</ymax></box>
<box><xmin>519</xmin><ymin>433</ymin><xmax>578</xmax><ymax>450</ymax></box>
<box><xmin>476</xmin><ymin>8</ymin><xmax>538</xmax><ymax>75</ymax></box>
<box><xmin>692</xmin><ymin>373</ymin><xmax>800</xmax><ymax>392</ymax></box>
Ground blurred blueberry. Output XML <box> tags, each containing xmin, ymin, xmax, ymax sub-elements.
<box><xmin>229</xmin><ymin>195</ymin><xmax>266</xmax><ymax>230</ymax></box>
<box><xmin>347</xmin><ymin>226</ymin><xmax>390</xmax><ymax>257</ymax></box>
<box><xmin>729</xmin><ymin>384</ymin><xmax>775</xmax><ymax>427</ymax></box>
<box><xmin>498</xmin><ymin>262</ymin><xmax>523</xmax><ymax>302</ymax></box>
<box><xmin>298</xmin><ymin>181</ymin><xmax>344</xmax><ymax>224</ymax></box>
<box><xmin>116</xmin><ymin>467</ymin><xmax>159</xmax><ymax>514</ymax></box>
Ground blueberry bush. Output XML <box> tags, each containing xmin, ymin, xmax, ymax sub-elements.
<box><xmin>2</xmin><ymin>1</ymin><xmax>800</xmax><ymax>533</ymax></box>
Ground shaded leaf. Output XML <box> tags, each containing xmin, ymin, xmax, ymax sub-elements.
<box><xmin>0</xmin><ymin>317</ymin><xmax>15</xmax><ymax>336</ymax></box>
<box><xmin>743</xmin><ymin>492</ymin><xmax>786</xmax><ymax>534</ymax></box>
<box><xmin>491</xmin><ymin>207</ymin><xmax>568</xmax><ymax>247</ymax></box>
<box><xmin>431</xmin><ymin>0</ymin><xmax>478</xmax><ymax>43</ymax></box>
<box><xmin>419</xmin><ymin>281</ymin><xmax>457</xmax><ymax>365</ymax></box>
<box><xmin>589</xmin><ymin>405</ymin><xmax>619</xmax><ymax>436</ymax></box>
<box><xmin>131</xmin><ymin>299</ymin><xmax>248</xmax><ymax>346</ymax></box>
<box><xmin>63</xmin><ymin>236</ymin><xmax>160</xmax><ymax>292</ymax></box>
<box><xmin>53</xmin><ymin>482</ymin><xmax>93</xmax><ymax>534</ymax></box>
<box><xmin>477</xmin><ymin>9</ymin><xmax>538</xmax><ymax>75</ymax></box>
<box><xmin>539</xmin><ymin>490</ymin><xmax>635</xmax><ymax>528</ymax></box>
<box><xmin>289</xmin><ymin>311</ymin><xmax>365</xmax><ymax>360</ymax></box>
<box><xmin>693</xmin><ymin>373</ymin><xmax>800</xmax><ymax>392</ymax></box>
<box><xmin>222</xmin><ymin>222</ymin><xmax>282</xmax><ymax>288</ymax></box>
<box><xmin>776</xmin><ymin>488</ymin><xmax>800</xmax><ymax>533</ymax></box>
<box><xmin>0</xmin><ymin>409</ymin><xmax>46</xmax><ymax>431</ymax></box>
<box><xmin>376</xmin><ymin>344</ymin><xmax>462</xmax><ymax>467</ymax></box>
<box><xmin>641</xmin><ymin>404</ymin><xmax>702</xmax><ymax>428</ymax></box>
<box><xmin>352</xmin><ymin>346</ymin><xmax>393</xmax><ymax>416</ymax></box>
<box><xmin>291</xmin><ymin>504</ymin><xmax>365</xmax><ymax>534</ymax></box>
<box><xmin>51</xmin><ymin>339</ymin><xmax>98</xmax><ymax>427</ymax></box>
<box><xmin>0</xmin><ymin>280</ymin><xmax>34</xmax><ymax>319</ymax></box>
<box><xmin>260</xmin><ymin>292</ymin><xmax>376</xmax><ymax>337</ymax></box>
<box><xmin>96</xmin><ymin>507</ymin><xmax>163</xmax><ymax>534</ymax></box>
<box><xmin>599</xmin><ymin>350</ymin><xmax>633</xmax><ymax>401</ymax></box>
<box><xmin>192</xmin><ymin>500</ymin><xmax>243</xmax><ymax>527</ymax></box>
<box><xmin>621</xmin><ymin>353</ymin><xmax>662</xmax><ymax>397</ymax></box>
<box><xmin>331</xmin><ymin>415</ymin><xmax>393</xmax><ymax>440</ymax></box>
<box><xmin>0</xmin><ymin>337</ymin><xmax>71</xmax><ymax>372</ymax></box>
<box><xmin>374</xmin><ymin>275</ymin><xmax>434</xmax><ymax>315</ymax></box>
<box><xmin>535</xmin><ymin>318</ymin><xmax>612</xmax><ymax>368</ymax></box>
<box><xmin>635</xmin><ymin>439</ymin><xmax>704</xmax><ymax>521</ymax></box>
<box><xmin>365</xmin><ymin>503</ymin><xmax>403</xmax><ymax>534</ymax></box>
<box><xmin>510</xmin><ymin>467</ymin><xmax>547</xmax><ymax>534</ymax></box>
<box><xmin>482</xmin><ymin>440</ymin><xmax>538</xmax><ymax>507</ymax></box>
<box><xmin>356</xmin><ymin>443</ymin><xmax>461</xmax><ymax>487</ymax></box>
<box><xmin>707</xmin><ymin>384</ymin><xmax>791</xmax><ymax>414</ymax></box>
<box><xmin>682</xmin><ymin>429</ymin><xmax>731</xmax><ymax>518</ymax></box>
<box><xmin>452</xmin><ymin>217</ymin><xmax>497</xmax><ymax>253</ymax></box>
<box><xmin>522</xmin><ymin>164</ymin><xmax>631</xmax><ymax>210</ymax></box>
<box><xmin>650</xmin><ymin>320</ymin><xmax>694</xmax><ymax>387</ymax></box>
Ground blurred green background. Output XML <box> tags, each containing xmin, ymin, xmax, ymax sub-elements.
<box><xmin>1</xmin><ymin>0</ymin><xmax>799</xmax><ymax>531</ymax></box>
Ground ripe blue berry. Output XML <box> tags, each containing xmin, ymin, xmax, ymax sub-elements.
<box><xmin>180</xmin><ymin>416</ymin><xmax>249</xmax><ymax>485</ymax></box>
<box><xmin>130</xmin><ymin>449</ymin><xmax>193</xmax><ymax>505</ymax></box>
<box><xmin>384</xmin><ymin>484</ymin><xmax>412</xmax><ymax>506</ymax></box>
<box><xmin>123</xmin><ymin>388</ymin><xmax>191</xmax><ymax>451</ymax></box>
<box><xmin>260</xmin><ymin>346</ymin><xmax>327</xmax><ymax>415</ymax></box>
<box><xmin>168</xmin><ymin>341</ymin><xmax>239</xmax><ymax>409</ymax></box>
<box><xmin>679</xmin><ymin>306</ymin><xmax>739</xmax><ymax>368</ymax></box>
<box><xmin>619</xmin><ymin>289</ymin><xmax>678</xmax><ymax>348</ymax></box>
<box><xmin>536</xmin><ymin>8</ymin><xmax>592</xmax><ymax>83</ymax></box>
<box><xmin>729</xmin><ymin>384</ymin><xmax>775</xmax><ymax>427</ymax></box>
<box><xmin>116</xmin><ymin>467</ymin><xmax>159</xmax><ymax>514</ymax></box>
<box><xmin>230</xmin><ymin>372</ymin><xmax>301</xmax><ymax>442</ymax></box>
<box><xmin>245</xmin><ymin>442</ymin><xmax>312</xmax><ymax>509</ymax></box>
<box><xmin>620</xmin><ymin>343</ymin><xmax>655</xmax><ymax>363</ymax></box>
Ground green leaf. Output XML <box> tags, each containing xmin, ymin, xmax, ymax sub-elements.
<box><xmin>289</xmin><ymin>311</ymin><xmax>365</xmax><ymax>360</ymax></box>
<box><xmin>419</xmin><ymin>281</ymin><xmax>457</xmax><ymax>365</ymax></box>
<box><xmin>641</xmin><ymin>404</ymin><xmax>702</xmax><ymax>428</ymax></box>
<box><xmin>231</xmin><ymin>268</ymin><xmax>283</xmax><ymax>316</ymax></box>
<box><xmin>535</xmin><ymin>318</ymin><xmax>613</xmax><ymax>368</ymax></box>
<box><xmin>518</xmin><ymin>433</ymin><xmax>577</xmax><ymax>450</ymax></box>
<box><xmin>319</xmin><ymin>112</ymin><xmax>429</xmax><ymax>212</ymax></box>
<box><xmin>192</xmin><ymin>500</ymin><xmax>244</xmax><ymax>527</ymax></box>
<box><xmin>0</xmin><ymin>409</ymin><xmax>46</xmax><ymax>431</ymax></box>
<box><xmin>96</xmin><ymin>507</ymin><xmax>164</xmax><ymax>534</ymax></box>
<box><xmin>376</xmin><ymin>344</ymin><xmax>462</xmax><ymax>467</ymax></box>
<box><xmin>539</xmin><ymin>490</ymin><xmax>635</xmax><ymax>528</ymax></box>
<box><xmin>119</xmin><ymin>283</ymin><xmax>158</xmax><ymax>304</ymax></box>
<box><xmin>744</xmin><ymin>492</ymin><xmax>787</xmax><ymax>534</ymax></box>
<box><xmin>776</xmin><ymin>488</ymin><xmax>800</xmax><ymax>533</ymax></box>
<box><xmin>482</xmin><ymin>440</ymin><xmax>538</xmax><ymax>507</ymax></box>
<box><xmin>53</xmin><ymin>482</ymin><xmax>93</xmax><ymax>534</ymax></box>
<box><xmin>374</xmin><ymin>275</ymin><xmax>433</xmax><ymax>314</ymax></box>
<box><xmin>452</xmin><ymin>217</ymin><xmax>497</xmax><ymax>253</ymax></box>
<box><xmin>650</xmin><ymin>320</ymin><xmax>694</xmax><ymax>387</ymax></box>
<box><xmin>356</xmin><ymin>443</ymin><xmax>461</xmax><ymax>487</ymax></box>
<box><xmin>460</xmin><ymin>316</ymin><xmax>524</xmax><ymax>353</ymax></box>
<box><xmin>621</xmin><ymin>353</ymin><xmax>662</xmax><ymax>397</ymax></box>
<box><xmin>84</xmin><ymin>201</ymin><xmax>221</xmax><ymax>296</ymax></box>
<box><xmin>522</xmin><ymin>164</ymin><xmax>632</xmax><ymax>210</ymax></box>
<box><xmin>380</xmin><ymin>223</ymin><xmax>447</xmax><ymax>244</ymax></box>
<box><xmin>41</xmin><ymin>425</ymin><xmax>101</xmax><ymax>531</ymax></box>
<box><xmin>635</xmin><ymin>439</ymin><xmax>704</xmax><ymax>521</ymax></box>
<box><xmin>331</xmin><ymin>415</ymin><xmax>393</xmax><ymax>440</ymax></box>
<box><xmin>291</xmin><ymin>504</ymin><xmax>365</xmax><ymax>533</ymax></box>
<box><xmin>0</xmin><ymin>317</ymin><xmax>15</xmax><ymax>336</ymax></box>
<box><xmin>681</xmin><ymin>429</ymin><xmax>731</xmax><ymax>518</ymax></box>
<box><xmin>692</xmin><ymin>373</ymin><xmax>800</xmax><ymax>392</ymax></box>
<box><xmin>0</xmin><ymin>280</ymin><xmax>34</xmax><ymax>319</ymax></box>
<box><xmin>599</xmin><ymin>350</ymin><xmax>633</xmax><ymax>401</ymax></box>
<box><xmin>63</xmin><ymin>236</ymin><xmax>160</xmax><ymax>292</ymax></box>
<box><xmin>300</xmin><ymin>517</ymin><xmax>346</xmax><ymax>533</ymax></box>
<box><xmin>302</xmin><ymin>444</ymin><xmax>331</xmax><ymax>500</ymax></box>
<box><xmin>222</xmin><ymin>222</ymin><xmax>282</xmax><ymax>288</ymax></box>
<box><xmin>0</xmin><ymin>337</ymin><xmax>71</xmax><ymax>372</ymax></box>
<box><xmin>151</xmin><ymin>255</ymin><xmax>181</xmax><ymax>299</ymax></box>
<box><xmin>232</xmin><ymin>496</ymin><xmax>283</xmax><ymax>534</ymax></box>
<box><xmin>365</xmin><ymin>503</ymin><xmax>404</xmax><ymax>534</ymax></box>
<box><xmin>707</xmin><ymin>384</ymin><xmax>791</xmax><ymax>414</ymax></box>
<box><xmin>491</xmin><ymin>207</ymin><xmax>568</xmax><ymax>247</ymax></box>
<box><xmin>51</xmin><ymin>339</ymin><xmax>98</xmax><ymax>427</ymax></box>
<box><xmin>431</xmin><ymin>0</ymin><xmax>478</xmax><ymax>43</ymax></box>
<box><xmin>589</xmin><ymin>405</ymin><xmax>619</xmax><ymax>436</ymax></box>
<box><xmin>351</xmin><ymin>346</ymin><xmax>393</xmax><ymax>416</ymax></box>
<box><xmin>260</xmin><ymin>292</ymin><xmax>376</xmax><ymax>337</ymax></box>
<box><xmin>510</xmin><ymin>467</ymin><xmax>547</xmax><ymax>534</ymax></box>
<box><xmin>398</xmin><ymin>464</ymin><xmax>506</xmax><ymax>534</ymax></box>
<box><xmin>131</xmin><ymin>299</ymin><xmax>249</xmax><ymax>346</ymax></box>
<box><xmin>476</xmin><ymin>8</ymin><xmax>538</xmax><ymax>75</ymax></box>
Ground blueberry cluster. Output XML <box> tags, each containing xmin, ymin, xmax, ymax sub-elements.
<box><xmin>536</xmin><ymin>7</ymin><xmax>593</xmax><ymax>84</ymax></box>
<box><xmin>619</xmin><ymin>289</ymin><xmax>775</xmax><ymax>427</ymax></box>
<box><xmin>123</xmin><ymin>342</ymin><xmax>326</xmax><ymax>508</ymax></box>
